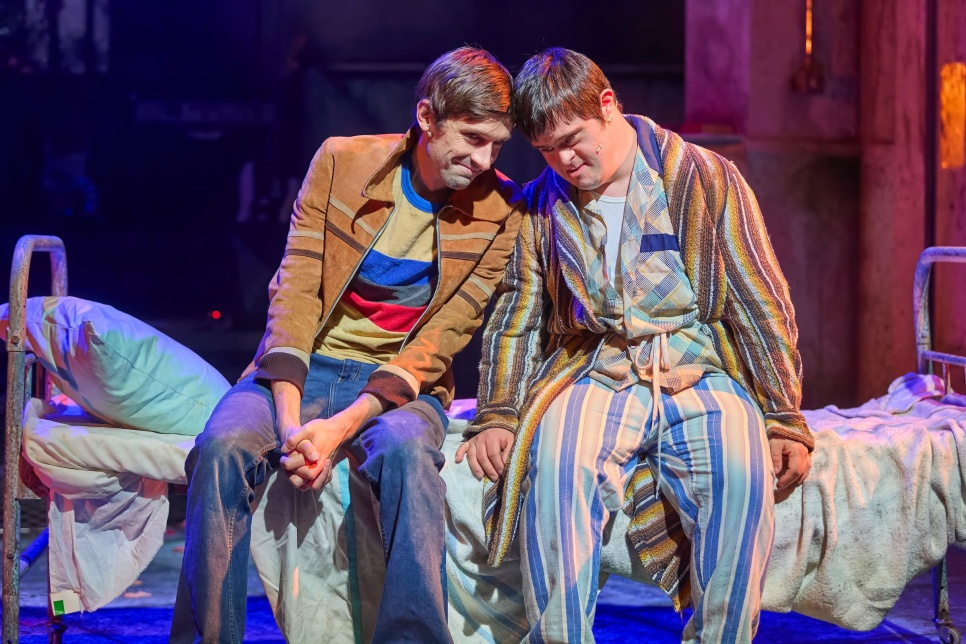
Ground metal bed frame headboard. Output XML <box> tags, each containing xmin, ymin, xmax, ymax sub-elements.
<box><xmin>3</xmin><ymin>235</ymin><xmax>67</xmax><ymax>644</ymax></box>
<box><xmin>912</xmin><ymin>245</ymin><xmax>965</xmax><ymax>644</ymax></box>
<box><xmin>914</xmin><ymin>246</ymin><xmax>966</xmax><ymax>382</ymax></box>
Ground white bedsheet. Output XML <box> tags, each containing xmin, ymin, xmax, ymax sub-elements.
<box><xmin>21</xmin><ymin>397</ymin><xmax>195</xmax><ymax>614</ymax></box>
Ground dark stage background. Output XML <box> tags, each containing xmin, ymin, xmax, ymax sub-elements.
<box><xmin>7</xmin><ymin>0</ymin><xmax>961</xmax><ymax>408</ymax></box>
<box><xmin>0</xmin><ymin>0</ymin><xmax>685</xmax><ymax>394</ymax></box>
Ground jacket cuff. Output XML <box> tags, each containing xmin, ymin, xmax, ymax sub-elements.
<box><xmin>361</xmin><ymin>371</ymin><xmax>416</xmax><ymax>410</ymax></box>
<box><xmin>764</xmin><ymin>416</ymin><xmax>815</xmax><ymax>452</ymax></box>
<box><xmin>462</xmin><ymin>414</ymin><xmax>518</xmax><ymax>441</ymax></box>
<box><xmin>254</xmin><ymin>352</ymin><xmax>309</xmax><ymax>396</ymax></box>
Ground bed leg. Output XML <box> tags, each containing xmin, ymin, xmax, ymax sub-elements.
<box><xmin>934</xmin><ymin>555</ymin><xmax>961</xmax><ymax>644</ymax></box>
<box><xmin>2</xmin><ymin>497</ymin><xmax>21</xmax><ymax>644</ymax></box>
<box><xmin>45</xmin><ymin>617</ymin><xmax>65</xmax><ymax>644</ymax></box>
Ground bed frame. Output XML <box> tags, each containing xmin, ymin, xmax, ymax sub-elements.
<box><xmin>1</xmin><ymin>235</ymin><xmax>964</xmax><ymax>643</ymax></box>
<box><xmin>913</xmin><ymin>246</ymin><xmax>966</xmax><ymax>644</ymax></box>
<box><xmin>3</xmin><ymin>235</ymin><xmax>67</xmax><ymax>644</ymax></box>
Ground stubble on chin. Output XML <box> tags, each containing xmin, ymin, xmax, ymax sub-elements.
<box><xmin>442</xmin><ymin>171</ymin><xmax>474</xmax><ymax>191</ymax></box>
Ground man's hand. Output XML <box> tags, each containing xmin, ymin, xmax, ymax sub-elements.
<box><xmin>455</xmin><ymin>427</ymin><xmax>514</xmax><ymax>482</ymax></box>
<box><xmin>279</xmin><ymin>393</ymin><xmax>385</xmax><ymax>491</ymax></box>
<box><xmin>769</xmin><ymin>438</ymin><xmax>812</xmax><ymax>490</ymax></box>
<box><xmin>270</xmin><ymin>378</ymin><xmax>304</xmax><ymax>466</ymax></box>
<box><xmin>280</xmin><ymin>416</ymin><xmax>352</xmax><ymax>490</ymax></box>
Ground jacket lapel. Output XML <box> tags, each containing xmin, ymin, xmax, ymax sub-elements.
<box><xmin>646</xmin><ymin>116</ymin><xmax>721</xmax><ymax>319</ymax></box>
<box><xmin>545</xmin><ymin>173</ymin><xmax>611</xmax><ymax>332</ymax></box>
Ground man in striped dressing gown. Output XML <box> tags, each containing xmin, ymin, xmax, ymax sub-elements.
<box><xmin>458</xmin><ymin>48</ymin><xmax>814</xmax><ymax>643</ymax></box>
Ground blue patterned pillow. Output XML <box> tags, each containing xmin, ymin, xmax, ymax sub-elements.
<box><xmin>0</xmin><ymin>296</ymin><xmax>229</xmax><ymax>435</ymax></box>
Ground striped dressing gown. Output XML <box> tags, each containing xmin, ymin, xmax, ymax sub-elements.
<box><xmin>520</xmin><ymin>146</ymin><xmax>772</xmax><ymax>641</ymax></box>
<box><xmin>470</xmin><ymin>115</ymin><xmax>808</xmax><ymax>641</ymax></box>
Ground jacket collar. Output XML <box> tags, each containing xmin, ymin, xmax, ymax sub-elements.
<box><xmin>362</xmin><ymin>124</ymin><xmax>420</xmax><ymax>202</ymax></box>
<box><xmin>361</xmin><ymin>123</ymin><xmax>516</xmax><ymax>223</ymax></box>
<box><xmin>626</xmin><ymin>114</ymin><xmax>664</xmax><ymax>179</ymax></box>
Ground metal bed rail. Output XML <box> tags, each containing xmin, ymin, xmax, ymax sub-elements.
<box><xmin>914</xmin><ymin>246</ymin><xmax>966</xmax><ymax>379</ymax></box>
<box><xmin>4</xmin><ymin>235</ymin><xmax>67</xmax><ymax>644</ymax></box>
<box><xmin>912</xmin><ymin>245</ymin><xmax>965</xmax><ymax>644</ymax></box>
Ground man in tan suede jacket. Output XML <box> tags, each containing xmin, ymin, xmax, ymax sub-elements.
<box><xmin>171</xmin><ymin>47</ymin><xmax>523</xmax><ymax>643</ymax></box>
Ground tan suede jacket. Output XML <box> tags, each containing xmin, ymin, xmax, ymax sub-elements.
<box><xmin>252</xmin><ymin>126</ymin><xmax>524</xmax><ymax>409</ymax></box>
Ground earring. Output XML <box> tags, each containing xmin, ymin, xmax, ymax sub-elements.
<box><xmin>605</xmin><ymin>115</ymin><xmax>613</xmax><ymax>124</ymax></box>
<box><xmin>426</xmin><ymin>130</ymin><xmax>433</xmax><ymax>138</ymax></box>
<box><xmin>596</xmin><ymin>145</ymin><xmax>602</xmax><ymax>154</ymax></box>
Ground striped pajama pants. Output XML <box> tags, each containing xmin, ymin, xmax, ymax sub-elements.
<box><xmin>520</xmin><ymin>374</ymin><xmax>774</xmax><ymax>644</ymax></box>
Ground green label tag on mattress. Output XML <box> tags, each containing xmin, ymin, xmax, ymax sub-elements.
<box><xmin>52</xmin><ymin>599</ymin><xmax>65</xmax><ymax>616</ymax></box>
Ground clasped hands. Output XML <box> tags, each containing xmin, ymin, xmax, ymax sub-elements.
<box><xmin>278</xmin><ymin>415</ymin><xmax>349</xmax><ymax>491</ymax></box>
<box><xmin>276</xmin><ymin>392</ymin><xmax>382</xmax><ymax>491</ymax></box>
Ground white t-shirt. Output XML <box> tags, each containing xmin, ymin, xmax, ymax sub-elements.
<box><xmin>594</xmin><ymin>193</ymin><xmax>626</xmax><ymax>285</ymax></box>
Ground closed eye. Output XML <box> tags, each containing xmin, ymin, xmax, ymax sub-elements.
<box><xmin>537</xmin><ymin>135</ymin><xmax>577</xmax><ymax>154</ymax></box>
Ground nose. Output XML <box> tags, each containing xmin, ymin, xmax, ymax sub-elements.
<box><xmin>469</xmin><ymin>143</ymin><xmax>496</xmax><ymax>172</ymax></box>
<box><xmin>557</xmin><ymin>148</ymin><xmax>575</xmax><ymax>167</ymax></box>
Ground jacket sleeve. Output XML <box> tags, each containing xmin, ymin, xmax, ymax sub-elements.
<box><xmin>718</xmin><ymin>161</ymin><xmax>814</xmax><ymax>450</ymax></box>
<box><xmin>467</xmin><ymin>208</ymin><xmax>548</xmax><ymax>438</ymax></box>
<box><xmin>359</xmin><ymin>203</ymin><xmax>526</xmax><ymax>409</ymax></box>
<box><xmin>252</xmin><ymin>140</ymin><xmax>335</xmax><ymax>395</ymax></box>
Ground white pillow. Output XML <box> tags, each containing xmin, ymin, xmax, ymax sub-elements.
<box><xmin>0</xmin><ymin>296</ymin><xmax>230</xmax><ymax>435</ymax></box>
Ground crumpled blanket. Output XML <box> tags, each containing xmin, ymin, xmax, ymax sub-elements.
<box><xmin>761</xmin><ymin>396</ymin><xmax>966</xmax><ymax>628</ymax></box>
<box><xmin>250</xmin><ymin>457</ymin><xmax>379</xmax><ymax>644</ymax></box>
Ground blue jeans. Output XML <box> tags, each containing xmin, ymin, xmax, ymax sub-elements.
<box><xmin>171</xmin><ymin>354</ymin><xmax>451</xmax><ymax>643</ymax></box>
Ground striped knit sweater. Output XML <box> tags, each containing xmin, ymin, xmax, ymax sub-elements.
<box><xmin>470</xmin><ymin>115</ymin><xmax>811</xmax><ymax>600</ymax></box>
<box><xmin>315</xmin><ymin>154</ymin><xmax>439</xmax><ymax>363</ymax></box>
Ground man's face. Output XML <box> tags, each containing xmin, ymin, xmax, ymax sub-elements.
<box><xmin>530</xmin><ymin>116</ymin><xmax>608</xmax><ymax>191</ymax></box>
<box><xmin>423</xmin><ymin>115</ymin><xmax>512</xmax><ymax>191</ymax></box>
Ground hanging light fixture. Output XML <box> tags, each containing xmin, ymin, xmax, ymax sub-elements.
<box><xmin>939</xmin><ymin>63</ymin><xmax>966</xmax><ymax>169</ymax></box>
<box><xmin>792</xmin><ymin>0</ymin><xmax>824</xmax><ymax>94</ymax></box>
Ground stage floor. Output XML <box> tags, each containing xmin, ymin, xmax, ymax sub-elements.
<box><xmin>10</xmin><ymin>526</ymin><xmax>966</xmax><ymax>643</ymax></box>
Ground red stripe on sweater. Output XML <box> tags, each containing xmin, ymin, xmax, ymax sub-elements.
<box><xmin>343</xmin><ymin>291</ymin><xmax>426</xmax><ymax>333</ymax></box>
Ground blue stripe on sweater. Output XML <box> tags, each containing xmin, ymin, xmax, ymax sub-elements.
<box><xmin>353</xmin><ymin>275</ymin><xmax>433</xmax><ymax>307</ymax></box>
<box><xmin>401</xmin><ymin>154</ymin><xmax>444</xmax><ymax>214</ymax></box>
<box><xmin>356</xmin><ymin>249</ymin><xmax>433</xmax><ymax>286</ymax></box>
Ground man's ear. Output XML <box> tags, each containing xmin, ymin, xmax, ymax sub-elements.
<box><xmin>599</xmin><ymin>88</ymin><xmax>617</xmax><ymax>121</ymax></box>
<box><xmin>416</xmin><ymin>99</ymin><xmax>436</xmax><ymax>135</ymax></box>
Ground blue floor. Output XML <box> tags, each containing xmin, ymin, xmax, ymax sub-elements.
<box><xmin>7</xmin><ymin>526</ymin><xmax>965</xmax><ymax>643</ymax></box>
<box><xmin>15</xmin><ymin>599</ymin><xmax>284</xmax><ymax>644</ymax></box>
<box><xmin>11</xmin><ymin>592</ymin><xmax>959</xmax><ymax>643</ymax></box>
<box><xmin>594</xmin><ymin>577</ymin><xmax>956</xmax><ymax>643</ymax></box>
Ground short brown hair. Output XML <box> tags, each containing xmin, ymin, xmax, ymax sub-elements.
<box><xmin>416</xmin><ymin>47</ymin><xmax>512</xmax><ymax>124</ymax></box>
<box><xmin>512</xmin><ymin>48</ymin><xmax>618</xmax><ymax>140</ymax></box>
